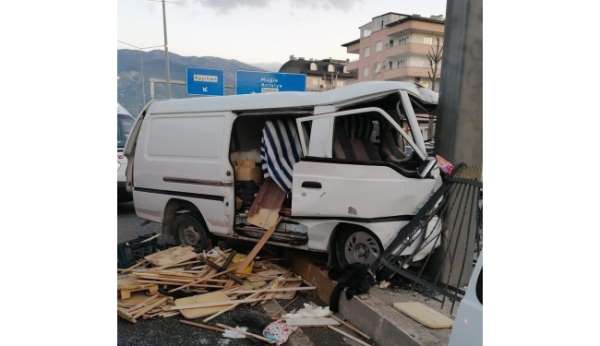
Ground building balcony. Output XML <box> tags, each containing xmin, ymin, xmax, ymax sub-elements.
<box><xmin>378</xmin><ymin>66</ymin><xmax>438</xmax><ymax>80</ymax></box>
<box><xmin>383</xmin><ymin>42</ymin><xmax>436</xmax><ymax>58</ymax></box>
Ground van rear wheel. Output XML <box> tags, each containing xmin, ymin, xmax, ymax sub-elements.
<box><xmin>336</xmin><ymin>229</ymin><xmax>383</xmax><ymax>268</ymax></box>
<box><xmin>175</xmin><ymin>214</ymin><xmax>212</xmax><ymax>250</ymax></box>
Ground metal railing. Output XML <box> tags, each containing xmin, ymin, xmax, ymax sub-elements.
<box><xmin>372</xmin><ymin>164</ymin><xmax>482</xmax><ymax>314</ymax></box>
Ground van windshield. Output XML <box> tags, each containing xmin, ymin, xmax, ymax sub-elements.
<box><xmin>117</xmin><ymin>113</ymin><xmax>134</xmax><ymax>150</ymax></box>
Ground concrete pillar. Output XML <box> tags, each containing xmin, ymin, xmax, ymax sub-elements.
<box><xmin>436</xmin><ymin>0</ymin><xmax>482</xmax><ymax>168</ymax></box>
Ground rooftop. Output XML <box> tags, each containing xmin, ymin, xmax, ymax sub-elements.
<box><xmin>279</xmin><ymin>57</ymin><xmax>357</xmax><ymax>78</ymax></box>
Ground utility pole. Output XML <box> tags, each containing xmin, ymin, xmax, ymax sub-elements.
<box><xmin>436</xmin><ymin>0</ymin><xmax>482</xmax><ymax>169</ymax></box>
<box><xmin>161</xmin><ymin>0</ymin><xmax>172</xmax><ymax>98</ymax></box>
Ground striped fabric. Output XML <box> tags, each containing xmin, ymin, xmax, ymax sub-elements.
<box><xmin>260</xmin><ymin>119</ymin><xmax>303</xmax><ymax>193</ymax></box>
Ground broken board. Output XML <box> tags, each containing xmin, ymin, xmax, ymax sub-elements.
<box><xmin>175</xmin><ymin>290</ymin><xmax>232</xmax><ymax>319</ymax></box>
<box><xmin>392</xmin><ymin>302</ymin><xmax>453</xmax><ymax>329</ymax></box>
<box><xmin>144</xmin><ymin>246</ymin><xmax>198</xmax><ymax>267</ymax></box>
<box><xmin>247</xmin><ymin>179</ymin><xmax>285</xmax><ymax>230</ymax></box>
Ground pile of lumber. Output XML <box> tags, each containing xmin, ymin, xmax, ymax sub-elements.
<box><xmin>117</xmin><ymin>245</ymin><xmax>313</xmax><ymax>324</ymax></box>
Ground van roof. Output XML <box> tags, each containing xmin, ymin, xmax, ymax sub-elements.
<box><xmin>147</xmin><ymin>81</ymin><xmax>438</xmax><ymax>115</ymax></box>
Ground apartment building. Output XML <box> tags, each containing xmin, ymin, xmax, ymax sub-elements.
<box><xmin>279</xmin><ymin>56</ymin><xmax>357</xmax><ymax>91</ymax></box>
<box><xmin>342</xmin><ymin>12</ymin><xmax>445</xmax><ymax>90</ymax></box>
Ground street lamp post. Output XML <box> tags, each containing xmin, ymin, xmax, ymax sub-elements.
<box><xmin>161</xmin><ymin>0</ymin><xmax>172</xmax><ymax>98</ymax></box>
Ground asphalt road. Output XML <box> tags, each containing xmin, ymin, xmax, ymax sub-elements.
<box><xmin>117</xmin><ymin>201</ymin><xmax>357</xmax><ymax>346</ymax></box>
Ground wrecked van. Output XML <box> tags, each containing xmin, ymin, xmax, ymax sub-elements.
<box><xmin>124</xmin><ymin>81</ymin><xmax>442</xmax><ymax>268</ymax></box>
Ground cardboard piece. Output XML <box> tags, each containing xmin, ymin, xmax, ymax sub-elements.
<box><xmin>392</xmin><ymin>301</ymin><xmax>453</xmax><ymax>329</ymax></box>
<box><xmin>234</xmin><ymin>160</ymin><xmax>262</xmax><ymax>184</ymax></box>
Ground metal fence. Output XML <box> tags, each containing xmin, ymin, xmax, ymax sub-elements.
<box><xmin>372</xmin><ymin>165</ymin><xmax>482</xmax><ymax>314</ymax></box>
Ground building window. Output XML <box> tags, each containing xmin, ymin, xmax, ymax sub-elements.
<box><xmin>363</xmin><ymin>67</ymin><xmax>369</xmax><ymax>78</ymax></box>
<box><xmin>327</xmin><ymin>64</ymin><xmax>335</xmax><ymax>73</ymax></box>
<box><xmin>388</xmin><ymin>39</ymin><xmax>395</xmax><ymax>48</ymax></box>
<box><xmin>363</xmin><ymin>47</ymin><xmax>370</xmax><ymax>58</ymax></box>
<box><xmin>374</xmin><ymin>62</ymin><xmax>382</xmax><ymax>74</ymax></box>
<box><xmin>343</xmin><ymin>65</ymin><xmax>349</xmax><ymax>74</ymax></box>
<box><xmin>388</xmin><ymin>60</ymin><xmax>393</xmax><ymax>69</ymax></box>
<box><xmin>398</xmin><ymin>33</ymin><xmax>409</xmax><ymax>45</ymax></box>
<box><xmin>310</xmin><ymin>62</ymin><xmax>317</xmax><ymax>71</ymax></box>
<box><xmin>375</xmin><ymin>41</ymin><xmax>383</xmax><ymax>52</ymax></box>
<box><xmin>423</xmin><ymin>36</ymin><xmax>433</xmax><ymax>45</ymax></box>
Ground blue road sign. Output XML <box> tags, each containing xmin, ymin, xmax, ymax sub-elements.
<box><xmin>186</xmin><ymin>68</ymin><xmax>224</xmax><ymax>96</ymax></box>
<box><xmin>236</xmin><ymin>70</ymin><xmax>306</xmax><ymax>94</ymax></box>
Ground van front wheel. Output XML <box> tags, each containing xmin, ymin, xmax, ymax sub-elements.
<box><xmin>175</xmin><ymin>214</ymin><xmax>212</xmax><ymax>251</ymax></box>
<box><xmin>335</xmin><ymin>229</ymin><xmax>383</xmax><ymax>268</ymax></box>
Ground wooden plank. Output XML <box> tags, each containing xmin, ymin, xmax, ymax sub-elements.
<box><xmin>286</xmin><ymin>317</ymin><xmax>339</xmax><ymax>327</ymax></box>
<box><xmin>118</xmin><ymin>307</ymin><xmax>137</xmax><ymax>323</ymax></box>
<box><xmin>331</xmin><ymin>315</ymin><xmax>371</xmax><ymax>341</ymax></box>
<box><xmin>169</xmin><ymin>267</ymin><xmax>236</xmax><ymax>293</ymax></box>
<box><xmin>166</xmin><ymin>297</ymin><xmax>263</xmax><ymax>311</ymax></box>
<box><xmin>180</xmin><ymin>319</ymin><xmax>225</xmax><ymax>333</ymax></box>
<box><xmin>328</xmin><ymin>326</ymin><xmax>373</xmax><ymax>346</ymax></box>
<box><xmin>230</xmin><ymin>286</ymin><xmax>315</xmax><ymax>295</ymax></box>
<box><xmin>392</xmin><ymin>302</ymin><xmax>453</xmax><ymax>329</ymax></box>
<box><xmin>132</xmin><ymin>296</ymin><xmax>169</xmax><ymax>319</ymax></box>
<box><xmin>175</xmin><ymin>291</ymin><xmax>233</xmax><ymax>319</ymax></box>
<box><xmin>145</xmin><ymin>246</ymin><xmax>198</xmax><ymax>267</ymax></box>
<box><xmin>235</xmin><ymin>222</ymin><xmax>278</xmax><ymax>274</ymax></box>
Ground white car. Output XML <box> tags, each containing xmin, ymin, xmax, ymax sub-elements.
<box><xmin>124</xmin><ymin>81</ymin><xmax>443</xmax><ymax>267</ymax></box>
<box><xmin>449</xmin><ymin>256</ymin><xmax>483</xmax><ymax>346</ymax></box>
<box><xmin>118</xmin><ymin>104</ymin><xmax>135</xmax><ymax>202</ymax></box>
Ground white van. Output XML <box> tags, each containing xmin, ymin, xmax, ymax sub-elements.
<box><xmin>124</xmin><ymin>81</ymin><xmax>443</xmax><ymax>267</ymax></box>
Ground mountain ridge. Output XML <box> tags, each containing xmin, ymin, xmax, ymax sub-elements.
<box><xmin>118</xmin><ymin>49</ymin><xmax>272</xmax><ymax>115</ymax></box>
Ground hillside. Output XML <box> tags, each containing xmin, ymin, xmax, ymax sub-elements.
<box><xmin>117</xmin><ymin>49</ymin><xmax>267</xmax><ymax>115</ymax></box>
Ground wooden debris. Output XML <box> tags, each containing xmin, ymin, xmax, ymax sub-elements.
<box><xmin>286</xmin><ymin>317</ymin><xmax>339</xmax><ymax>327</ymax></box>
<box><xmin>144</xmin><ymin>245</ymin><xmax>198</xmax><ymax>267</ymax></box>
<box><xmin>180</xmin><ymin>319</ymin><xmax>225</xmax><ymax>333</ymax></box>
<box><xmin>117</xmin><ymin>245</ymin><xmax>312</xmax><ymax>325</ymax></box>
<box><xmin>175</xmin><ymin>290</ymin><xmax>232</xmax><ymax>319</ymax></box>
<box><xmin>328</xmin><ymin>325</ymin><xmax>373</xmax><ymax>346</ymax></box>
<box><xmin>331</xmin><ymin>315</ymin><xmax>371</xmax><ymax>341</ymax></box>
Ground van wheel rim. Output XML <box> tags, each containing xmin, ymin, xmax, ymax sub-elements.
<box><xmin>344</xmin><ymin>231</ymin><xmax>380</xmax><ymax>265</ymax></box>
<box><xmin>181</xmin><ymin>225</ymin><xmax>200</xmax><ymax>245</ymax></box>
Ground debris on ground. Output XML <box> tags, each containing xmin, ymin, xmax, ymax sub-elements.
<box><xmin>118</xmin><ymin>244</ymin><xmax>377</xmax><ymax>344</ymax></box>
<box><xmin>117</xmin><ymin>245</ymin><xmax>313</xmax><ymax>325</ymax></box>
<box><xmin>263</xmin><ymin>320</ymin><xmax>297</xmax><ymax>345</ymax></box>
<box><xmin>393</xmin><ymin>301</ymin><xmax>453</xmax><ymax>329</ymax></box>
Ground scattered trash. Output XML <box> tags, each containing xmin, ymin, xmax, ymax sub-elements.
<box><xmin>284</xmin><ymin>303</ymin><xmax>331</xmax><ymax>319</ymax></box>
<box><xmin>378</xmin><ymin>280</ymin><xmax>391</xmax><ymax>289</ymax></box>
<box><xmin>263</xmin><ymin>319</ymin><xmax>297</xmax><ymax>345</ymax></box>
<box><xmin>222</xmin><ymin>326</ymin><xmax>248</xmax><ymax>339</ymax></box>
<box><xmin>118</xmin><ymin>244</ymin><xmax>378</xmax><ymax>345</ymax></box>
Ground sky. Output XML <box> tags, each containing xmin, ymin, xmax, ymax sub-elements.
<box><xmin>118</xmin><ymin>0</ymin><xmax>446</xmax><ymax>65</ymax></box>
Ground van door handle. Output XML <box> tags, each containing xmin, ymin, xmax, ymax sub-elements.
<box><xmin>301</xmin><ymin>181</ymin><xmax>322</xmax><ymax>189</ymax></box>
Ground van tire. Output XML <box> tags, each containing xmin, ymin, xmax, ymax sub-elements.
<box><xmin>175</xmin><ymin>214</ymin><xmax>212</xmax><ymax>251</ymax></box>
<box><xmin>335</xmin><ymin>228</ymin><xmax>383</xmax><ymax>269</ymax></box>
